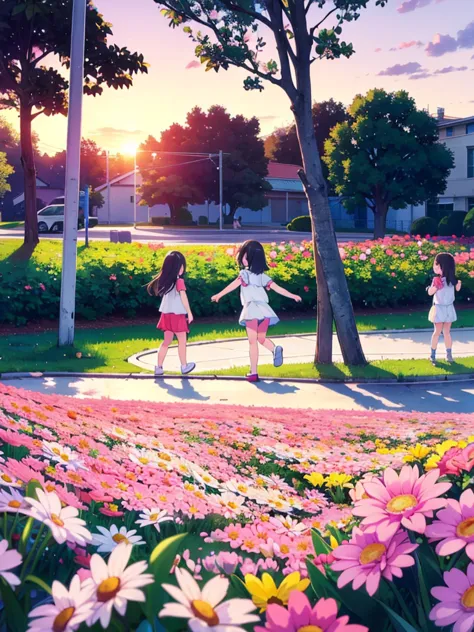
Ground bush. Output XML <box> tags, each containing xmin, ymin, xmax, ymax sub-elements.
<box><xmin>151</xmin><ymin>216</ymin><xmax>170</xmax><ymax>226</ymax></box>
<box><xmin>438</xmin><ymin>212</ymin><xmax>467</xmax><ymax>237</ymax></box>
<box><xmin>198</xmin><ymin>215</ymin><xmax>209</xmax><ymax>226</ymax></box>
<box><xmin>287</xmin><ymin>215</ymin><xmax>312</xmax><ymax>232</ymax></box>
<box><xmin>463</xmin><ymin>207</ymin><xmax>474</xmax><ymax>237</ymax></box>
<box><xmin>410</xmin><ymin>216</ymin><xmax>438</xmax><ymax>237</ymax></box>
<box><xmin>171</xmin><ymin>207</ymin><xmax>193</xmax><ymax>226</ymax></box>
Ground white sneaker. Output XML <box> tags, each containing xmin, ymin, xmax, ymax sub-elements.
<box><xmin>181</xmin><ymin>362</ymin><xmax>196</xmax><ymax>375</ymax></box>
<box><xmin>154</xmin><ymin>366</ymin><xmax>164</xmax><ymax>376</ymax></box>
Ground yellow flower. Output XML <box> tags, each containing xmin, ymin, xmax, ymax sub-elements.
<box><xmin>304</xmin><ymin>472</ymin><xmax>325</xmax><ymax>487</ymax></box>
<box><xmin>325</xmin><ymin>473</ymin><xmax>353</xmax><ymax>489</ymax></box>
<box><xmin>434</xmin><ymin>440</ymin><xmax>458</xmax><ymax>457</ymax></box>
<box><xmin>329</xmin><ymin>535</ymin><xmax>339</xmax><ymax>549</ymax></box>
<box><xmin>244</xmin><ymin>571</ymin><xmax>310</xmax><ymax>613</ymax></box>
<box><xmin>425</xmin><ymin>454</ymin><xmax>442</xmax><ymax>470</ymax></box>
<box><xmin>403</xmin><ymin>443</ymin><xmax>432</xmax><ymax>463</ymax></box>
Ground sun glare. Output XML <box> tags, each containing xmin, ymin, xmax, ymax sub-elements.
<box><xmin>121</xmin><ymin>142</ymin><xmax>139</xmax><ymax>155</ymax></box>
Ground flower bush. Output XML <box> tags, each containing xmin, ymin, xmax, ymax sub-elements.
<box><xmin>1</xmin><ymin>235</ymin><xmax>474</xmax><ymax>324</ymax></box>
<box><xmin>0</xmin><ymin>383</ymin><xmax>473</xmax><ymax>630</ymax></box>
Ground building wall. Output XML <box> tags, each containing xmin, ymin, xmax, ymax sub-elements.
<box><xmin>439</xmin><ymin>126</ymin><xmax>474</xmax><ymax>211</ymax></box>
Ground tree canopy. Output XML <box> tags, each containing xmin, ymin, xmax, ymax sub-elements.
<box><xmin>324</xmin><ymin>89</ymin><xmax>454</xmax><ymax>238</ymax></box>
<box><xmin>0</xmin><ymin>152</ymin><xmax>14</xmax><ymax>198</ymax></box>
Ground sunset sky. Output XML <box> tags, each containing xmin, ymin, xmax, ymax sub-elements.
<box><xmin>4</xmin><ymin>0</ymin><xmax>474</xmax><ymax>155</ymax></box>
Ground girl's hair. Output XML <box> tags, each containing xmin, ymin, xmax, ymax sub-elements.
<box><xmin>237</xmin><ymin>240</ymin><xmax>269</xmax><ymax>275</ymax></box>
<box><xmin>435</xmin><ymin>252</ymin><xmax>457</xmax><ymax>287</ymax></box>
<box><xmin>147</xmin><ymin>251</ymin><xmax>186</xmax><ymax>296</ymax></box>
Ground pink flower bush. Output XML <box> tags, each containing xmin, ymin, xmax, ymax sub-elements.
<box><xmin>331</xmin><ymin>524</ymin><xmax>417</xmax><ymax>595</ymax></box>
<box><xmin>353</xmin><ymin>466</ymin><xmax>451</xmax><ymax>534</ymax></box>
<box><xmin>255</xmin><ymin>592</ymin><xmax>368</xmax><ymax>632</ymax></box>
<box><xmin>426</xmin><ymin>488</ymin><xmax>474</xmax><ymax>560</ymax></box>
<box><xmin>430</xmin><ymin>564</ymin><xmax>474</xmax><ymax>631</ymax></box>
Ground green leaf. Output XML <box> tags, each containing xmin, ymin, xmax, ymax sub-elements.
<box><xmin>12</xmin><ymin>3</ymin><xmax>26</xmax><ymax>16</ymax></box>
<box><xmin>0</xmin><ymin>578</ymin><xmax>28</xmax><ymax>632</ymax></box>
<box><xmin>229</xmin><ymin>574</ymin><xmax>249</xmax><ymax>598</ymax></box>
<box><xmin>25</xmin><ymin>479</ymin><xmax>42</xmax><ymax>500</ymax></box>
<box><xmin>19</xmin><ymin>516</ymin><xmax>34</xmax><ymax>555</ymax></box>
<box><xmin>379</xmin><ymin>602</ymin><xmax>421</xmax><ymax>632</ymax></box>
<box><xmin>25</xmin><ymin>574</ymin><xmax>52</xmax><ymax>595</ymax></box>
<box><xmin>311</xmin><ymin>528</ymin><xmax>332</xmax><ymax>556</ymax></box>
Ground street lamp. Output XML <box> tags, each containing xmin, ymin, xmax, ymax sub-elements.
<box><xmin>122</xmin><ymin>143</ymin><xmax>139</xmax><ymax>228</ymax></box>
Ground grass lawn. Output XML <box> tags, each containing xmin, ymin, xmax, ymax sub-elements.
<box><xmin>0</xmin><ymin>221</ymin><xmax>23</xmax><ymax>229</ymax></box>
<box><xmin>1</xmin><ymin>311</ymin><xmax>474</xmax><ymax>377</ymax></box>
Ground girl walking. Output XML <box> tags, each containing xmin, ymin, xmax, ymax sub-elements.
<box><xmin>211</xmin><ymin>240</ymin><xmax>301</xmax><ymax>382</ymax></box>
<box><xmin>147</xmin><ymin>251</ymin><xmax>195</xmax><ymax>376</ymax></box>
<box><xmin>427</xmin><ymin>252</ymin><xmax>462</xmax><ymax>364</ymax></box>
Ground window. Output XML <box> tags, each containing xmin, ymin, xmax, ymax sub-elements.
<box><xmin>427</xmin><ymin>199</ymin><xmax>454</xmax><ymax>222</ymax></box>
<box><xmin>446</xmin><ymin>127</ymin><xmax>453</xmax><ymax>137</ymax></box>
<box><xmin>468</xmin><ymin>148</ymin><xmax>474</xmax><ymax>179</ymax></box>
<box><xmin>468</xmin><ymin>198</ymin><xmax>474</xmax><ymax>211</ymax></box>
<box><xmin>130</xmin><ymin>195</ymin><xmax>134</xmax><ymax>203</ymax></box>
<box><xmin>467</xmin><ymin>123</ymin><xmax>474</xmax><ymax>135</ymax></box>
<box><xmin>38</xmin><ymin>206</ymin><xmax>63</xmax><ymax>217</ymax></box>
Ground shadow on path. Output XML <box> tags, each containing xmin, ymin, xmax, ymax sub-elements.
<box><xmin>152</xmin><ymin>378</ymin><xmax>211</xmax><ymax>402</ymax></box>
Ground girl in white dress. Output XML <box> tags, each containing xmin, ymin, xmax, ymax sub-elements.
<box><xmin>211</xmin><ymin>240</ymin><xmax>301</xmax><ymax>381</ymax></box>
<box><xmin>427</xmin><ymin>252</ymin><xmax>462</xmax><ymax>364</ymax></box>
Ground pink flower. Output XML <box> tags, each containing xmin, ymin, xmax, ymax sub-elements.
<box><xmin>391</xmin><ymin>272</ymin><xmax>396</xmax><ymax>277</ymax></box>
<box><xmin>353</xmin><ymin>466</ymin><xmax>451</xmax><ymax>535</ymax></box>
<box><xmin>302</xmin><ymin>250</ymin><xmax>311</xmax><ymax>258</ymax></box>
<box><xmin>109</xmin><ymin>274</ymin><xmax>117</xmax><ymax>281</ymax></box>
<box><xmin>339</xmin><ymin>248</ymin><xmax>347</xmax><ymax>260</ymax></box>
<box><xmin>255</xmin><ymin>592</ymin><xmax>368</xmax><ymax>632</ymax></box>
<box><xmin>359</xmin><ymin>253</ymin><xmax>367</xmax><ymax>261</ymax></box>
<box><xmin>439</xmin><ymin>444</ymin><xmax>474</xmax><ymax>476</ymax></box>
<box><xmin>430</xmin><ymin>563</ymin><xmax>474</xmax><ymax>631</ymax></box>
<box><xmin>331</xmin><ymin>524</ymin><xmax>417</xmax><ymax>596</ymax></box>
<box><xmin>39</xmin><ymin>283</ymin><xmax>46</xmax><ymax>291</ymax></box>
<box><xmin>24</xmin><ymin>285</ymin><xmax>32</xmax><ymax>291</ymax></box>
<box><xmin>370</xmin><ymin>258</ymin><xmax>377</xmax><ymax>265</ymax></box>
<box><xmin>425</xmin><ymin>488</ymin><xmax>474</xmax><ymax>560</ymax></box>
<box><xmin>304</xmin><ymin>286</ymin><xmax>309</xmax><ymax>292</ymax></box>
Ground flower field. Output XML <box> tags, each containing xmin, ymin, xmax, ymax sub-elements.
<box><xmin>1</xmin><ymin>235</ymin><xmax>474</xmax><ymax>324</ymax></box>
<box><xmin>0</xmin><ymin>384</ymin><xmax>474</xmax><ymax>630</ymax></box>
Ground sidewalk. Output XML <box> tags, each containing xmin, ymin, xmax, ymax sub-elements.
<box><xmin>128</xmin><ymin>328</ymin><xmax>474</xmax><ymax>373</ymax></box>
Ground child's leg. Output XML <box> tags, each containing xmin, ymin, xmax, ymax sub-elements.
<box><xmin>157</xmin><ymin>331</ymin><xmax>174</xmax><ymax>367</ymax></box>
<box><xmin>443</xmin><ymin>322</ymin><xmax>453</xmax><ymax>360</ymax></box>
<box><xmin>431</xmin><ymin>323</ymin><xmax>443</xmax><ymax>361</ymax></box>
<box><xmin>246</xmin><ymin>320</ymin><xmax>259</xmax><ymax>375</ymax></box>
<box><xmin>256</xmin><ymin>318</ymin><xmax>274</xmax><ymax>353</ymax></box>
<box><xmin>175</xmin><ymin>332</ymin><xmax>188</xmax><ymax>367</ymax></box>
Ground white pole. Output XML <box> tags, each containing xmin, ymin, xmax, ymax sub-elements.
<box><xmin>58</xmin><ymin>0</ymin><xmax>86</xmax><ymax>347</ymax></box>
<box><xmin>106</xmin><ymin>150</ymin><xmax>110</xmax><ymax>224</ymax></box>
<box><xmin>219</xmin><ymin>150</ymin><xmax>223</xmax><ymax>231</ymax></box>
<box><xmin>133</xmin><ymin>151</ymin><xmax>137</xmax><ymax>228</ymax></box>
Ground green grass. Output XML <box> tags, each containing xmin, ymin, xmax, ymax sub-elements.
<box><xmin>0</xmin><ymin>221</ymin><xmax>23</xmax><ymax>229</ymax></box>
<box><xmin>0</xmin><ymin>311</ymin><xmax>473</xmax><ymax>377</ymax></box>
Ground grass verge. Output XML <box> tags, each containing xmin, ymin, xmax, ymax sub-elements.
<box><xmin>0</xmin><ymin>221</ymin><xmax>23</xmax><ymax>229</ymax></box>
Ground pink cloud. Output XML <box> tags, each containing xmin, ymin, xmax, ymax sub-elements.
<box><xmin>374</xmin><ymin>47</ymin><xmax>382</xmax><ymax>53</ymax></box>
<box><xmin>185</xmin><ymin>60</ymin><xmax>200</xmax><ymax>70</ymax></box>
<box><xmin>398</xmin><ymin>0</ymin><xmax>445</xmax><ymax>13</ymax></box>
<box><xmin>426</xmin><ymin>33</ymin><xmax>458</xmax><ymax>57</ymax></box>
<box><xmin>378</xmin><ymin>61</ymin><xmax>423</xmax><ymax>76</ymax></box>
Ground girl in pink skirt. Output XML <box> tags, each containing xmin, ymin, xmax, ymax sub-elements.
<box><xmin>147</xmin><ymin>251</ymin><xmax>195</xmax><ymax>376</ymax></box>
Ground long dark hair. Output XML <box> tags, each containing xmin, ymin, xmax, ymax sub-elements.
<box><xmin>435</xmin><ymin>252</ymin><xmax>457</xmax><ymax>287</ymax></box>
<box><xmin>147</xmin><ymin>251</ymin><xmax>186</xmax><ymax>296</ymax></box>
<box><xmin>237</xmin><ymin>240</ymin><xmax>269</xmax><ymax>275</ymax></box>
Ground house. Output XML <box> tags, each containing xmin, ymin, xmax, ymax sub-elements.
<box><xmin>435</xmin><ymin>110</ymin><xmax>474</xmax><ymax>216</ymax></box>
<box><xmin>1</xmin><ymin>172</ymin><xmax>64</xmax><ymax>221</ymax></box>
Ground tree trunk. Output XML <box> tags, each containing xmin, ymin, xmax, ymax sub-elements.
<box><xmin>20</xmin><ymin>101</ymin><xmax>38</xmax><ymax>248</ymax></box>
<box><xmin>292</xmin><ymin>76</ymin><xmax>366</xmax><ymax>366</ymax></box>
<box><xmin>373</xmin><ymin>204</ymin><xmax>388</xmax><ymax>239</ymax></box>
<box><xmin>314</xmin><ymin>244</ymin><xmax>333</xmax><ymax>364</ymax></box>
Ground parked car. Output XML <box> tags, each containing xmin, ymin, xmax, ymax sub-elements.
<box><xmin>37</xmin><ymin>204</ymin><xmax>98</xmax><ymax>233</ymax></box>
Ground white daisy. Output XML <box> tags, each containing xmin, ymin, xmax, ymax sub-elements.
<box><xmin>160</xmin><ymin>567</ymin><xmax>259</xmax><ymax>632</ymax></box>
<box><xmin>27</xmin><ymin>575</ymin><xmax>95</xmax><ymax>632</ymax></box>
<box><xmin>0</xmin><ymin>539</ymin><xmax>22</xmax><ymax>587</ymax></box>
<box><xmin>91</xmin><ymin>524</ymin><xmax>145</xmax><ymax>553</ymax></box>
<box><xmin>269</xmin><ymin>515</ymin><xmax>309</xmax><ymax>536</ymax></box>
<box><xmin>42</xmin><ymin>441</ymin><xmax>85</xmax><ymax>471</ymax></box>
<box><xmin>128</xmin><ymin>448</ymin><xmax>160</xmax><ymax>469</ymax></box>
<box><xmin>212</xmin><ymin>492</ymin><xmax>247</xmax><ymax>518</ymax></box>
<box><xmin>0</xmin><ymin>470</ymin><xmax>22</xmax><ymax>487</ymax></box>
<box><xmin>223</xmin><ymin>478</ymin><xmax>262</xmax><ymax>500</ymax></box>
<box><xmin>135</xmin><ymin>508</ymin><xmax>173</xmax><ymax>532</ymax></box>
<box><xmin>25</xmin><ymin>489</ymin><xmax>92</xmax><ymax>546</ymax></box>
<box><xmin>84</xmin><ymin>543</ymin><xmax>153</xmax><ymax>629</ymax></box>
<box><xmin>0</xmin><ymin>488</ymin><xmax>30</xmax><ymax>514</ymax></box>
<box><xmin>191</xmin><ymin>466</ymin><xmax>221</xmax><ymax>490</ymax></box>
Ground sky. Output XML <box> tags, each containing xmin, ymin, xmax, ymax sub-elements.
<box><xmin>3</xmin><ymin>0</ymin><xmax>474</xmax><ymax>155</ymax></box>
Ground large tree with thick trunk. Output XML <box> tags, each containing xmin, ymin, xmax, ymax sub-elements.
<box><xmin>0</xmin><ymin>0</ymin><xmax>148</xmax><ymax>250</ymax></box>
<box><xmin>324</xmin><ymin>89</ymin><xmax>454</xmax><ymax>239</ymax></box>
<box><xmin>154</xmin><ymin>0</ymin><xmax>383</xmax><ymax>365</ymax></box>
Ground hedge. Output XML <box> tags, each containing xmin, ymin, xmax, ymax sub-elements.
<box><xmin>410</xmin><ymin>216</ymin><xmax>437</xmax><ymax>237</ymax></box>
<box><xmin>1</xmin><ymin>236</ymin><xmax>474</xmax><ymax>325</ymax></box>
<box><xmin>438</xmin><ymin>212</ymin><xmax>467</xmax><ymax>237</ymax></box>
<box><xmin>463</xmin><ymin>208</ymin><xmax>474</xmax><ymax>237</ymax></box>
<box><xmin>287</xmin><ymin>215</ymin><xmax>312</xmax><ymax>232</ymax></box>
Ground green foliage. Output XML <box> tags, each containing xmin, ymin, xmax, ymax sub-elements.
<box><xmin>288</xmin><ymin>215</ymin><xmax>312</xmax><ymax>232</ymax></box>
<box><xmin>438</xmin><ymin>212</ymin><xmax>466</xmax><ymax>237</ymax></box>
<box><xmin>172</xmin><ymin>207</ymin><xmax>193</xmax><ymax>226</ymax></box>
<box><xmin>410</xmin><ymin>216</ymin><xmax>438</xmax><ymax>237</ymax></box>
<box><xmin>463</xmin><ymin>207</ymin><xmax>474</xmax><ymax>237</ymax></box>
<box><xmin>198</xmin><ymin>215</ymin><xmax>209</xmax><ymax>225</ymax></box>
<box><xmin>0</xmin><ymin>151</ymin><xmax>14</xmax><ymax>198</ymax></box>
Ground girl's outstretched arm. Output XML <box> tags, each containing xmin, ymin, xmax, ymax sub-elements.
<box><xmin>270</xmin><ymin>283</ymin><xmax>302</xmax><ymax>302</ymax></box>
<box><xmin>179</xmin><ymin>290</ymin><xmax>194</xmax><ymax>324</ymax></box>
<box><xmin>211</xmin><ymin>278</ymin><xmax>241</xmax><ymax>302</ymax></box>
<box><xmin>456</xmin><ymin>279</ymin><xmax>462</xmax><ymax>292</ymax></box>
<box><xmin>427</xmin><ymin>285</ymin><xmax>437</xmax><ymax>296</ymax></box>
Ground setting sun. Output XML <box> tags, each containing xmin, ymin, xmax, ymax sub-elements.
<box><xmin>121</xmin><ymin>142</ymin><xmax>139</xmax><ymax>156</ymax></box>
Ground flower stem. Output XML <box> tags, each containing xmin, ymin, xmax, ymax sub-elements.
<box><xmin>28</xmin><ymin>533</ymin><xmax>50</xmax><ymax>578</ymax></box>
<box><xmin>20</xmin><ymin>524</ymin><xmax>45</xmax><ymax>582</ymax></box>
<box><xmin>8</xmin><ymin>512</ymin><xmax>19</xmax><ymax>546</ymax></box>
<box><xmin>389</xmin><ymin>580</ymin><xmax>420</xmax><ymax>630</ymax></box>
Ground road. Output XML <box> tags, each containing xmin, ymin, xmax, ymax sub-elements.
<box><xmin>0</xmin><ymin>226</ymin><xmax>368</xmax><ymax>244</ymax></box>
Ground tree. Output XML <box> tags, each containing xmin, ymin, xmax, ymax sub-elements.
<box><xmin>139</xmin><ymin>105</ymin><xmax>270</xmax><ymax>223</ymax></box>
<box><xmin>154</xmin><ymin>1</ymin><xmax>386</xmax><ymax>366</ymax></box>
<box><xmin>0</xmin><ymin>0</ymin><xmax>148</xmax><ymax>249</ymax></box>
<box><xmin>324</xmin><ymin>89</ymin><xmax>455</xmax><ymax>239</ymax></box>
<box><xmin>0</xmin><ymin>152</ymin><xmax>14</xmax><ymax>198</ymax></box>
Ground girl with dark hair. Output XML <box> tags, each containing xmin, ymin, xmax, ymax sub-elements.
<box><xmin>211</xmin><ymin>240</ymin><xmax>301</xmax><ymax>381</ymax></box>
<box><xmin>147</xmin><ymin>251</ymin><xmax>195</xmax><ymax>376</ymax></box>
<box><xmin>427</xmin><ymin>252</ymin><xmax>462</xmax><ymax>364</ymax></box>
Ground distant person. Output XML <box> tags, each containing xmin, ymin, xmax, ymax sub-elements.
<box><xmin>147</xmin><ymin>251</ymin><xmax>195</xmax><ymax>376</ymax></box>
<box><xmin>233</xmin><ymin>216</ymin><xmax>242</xmax><ymax>229</ymax></box>
<box><xmin>427</xmin><ymin>252</ymin><xmax>462</xmax><ymax>364</ymax></box>
<box><xmin>211</xmin><ymin>240</ymin><xmax>301</xmax><ymax>382</ymax></box>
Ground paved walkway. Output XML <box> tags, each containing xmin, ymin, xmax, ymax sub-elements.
<box><xmin>129</xmin><ymin>329</ymin><xmax>474</xmax><ymax>373</ymax></box>
<box><xmin>2</xmin><ymin>375</ymin><xmax>474</xmax><ymax>413</ymax></box>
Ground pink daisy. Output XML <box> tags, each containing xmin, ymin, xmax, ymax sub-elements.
<box><xmin>331</xmin><ymin>524</ymin><xmax>417</xmax><ymax>596</ymax></box>
<box><xmin>430</xmin><ymin>563</ymin><xmax>474</xmax><ymax>631</ymax></box>
<box><xmin>353</xmin><ymin>466</ymin><xmax>451</xmax><ymax>534</ymax></box>
<box><xmin>255</xmin><ymin>591</ymin><xmax>368</xmax><ymax>632</ymax></box>
<box><xmin>426</xmin><ymin>488</ymin><xmax>474</xmax><ymax>560</ymax></box>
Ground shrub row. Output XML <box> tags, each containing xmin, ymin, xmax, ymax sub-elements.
<box><xmin>411</xmin><ymin>209</ymin><xmax>474</xmax><ymax>238</ymax></box>
<box><xmin>1</xmin><ymin>236</ymin><xmax>474</xmax><ymax>325</ymax></box>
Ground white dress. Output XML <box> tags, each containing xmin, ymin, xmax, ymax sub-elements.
<box><xmin>428</xmin><ymin>277</ymin><xmax>457</xmax><ymax>324</ymax></box>
<box><xmin>238</xmin><ymin>270</ymin><xmax>279</xmax><ymax>326</ymax></box>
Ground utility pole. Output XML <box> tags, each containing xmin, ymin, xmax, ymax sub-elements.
<box><xmin>106</xmin><ymin>150</ymin><xmax>111</xmax><ymax>224</ymax></box>
<box><xmin>133</xmin><ymin>150</ymin><xmax>137</xmax><ymax>228</ymax></box>
<box><xmin>58</xmin><ymin>0</ymin><xmax>86</xmax><ymax>347</ymax></box>
<box><xmin>219</xmin><ymin>149</ymin><xmax>223</xmax><ymax>231</ymax></box>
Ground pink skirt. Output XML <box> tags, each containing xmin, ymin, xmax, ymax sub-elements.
<box><xmin>157</xmin><ymin>313</ymin><xmax>189</xmax><ymax>333</ymax></box>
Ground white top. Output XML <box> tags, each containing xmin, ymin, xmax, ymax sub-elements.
<box><xmin>239</xmin><ymin>270</ymin><xmax>273</xmax><ymax>305</ymax></box>
<box><xmin>159</xmin><ymin>278</ymin><xmax>187</xmax><ymax>315</ymax></box>
<box><xmin>433</xmin><ymin>277</ymin><xmax>455</xmax><ymax>306</ymax></box>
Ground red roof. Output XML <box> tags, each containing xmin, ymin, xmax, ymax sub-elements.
<box><xmin>267</xmin><ymin>162</ymin><xmax>302</xmax><ymax>179</ymax></box>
